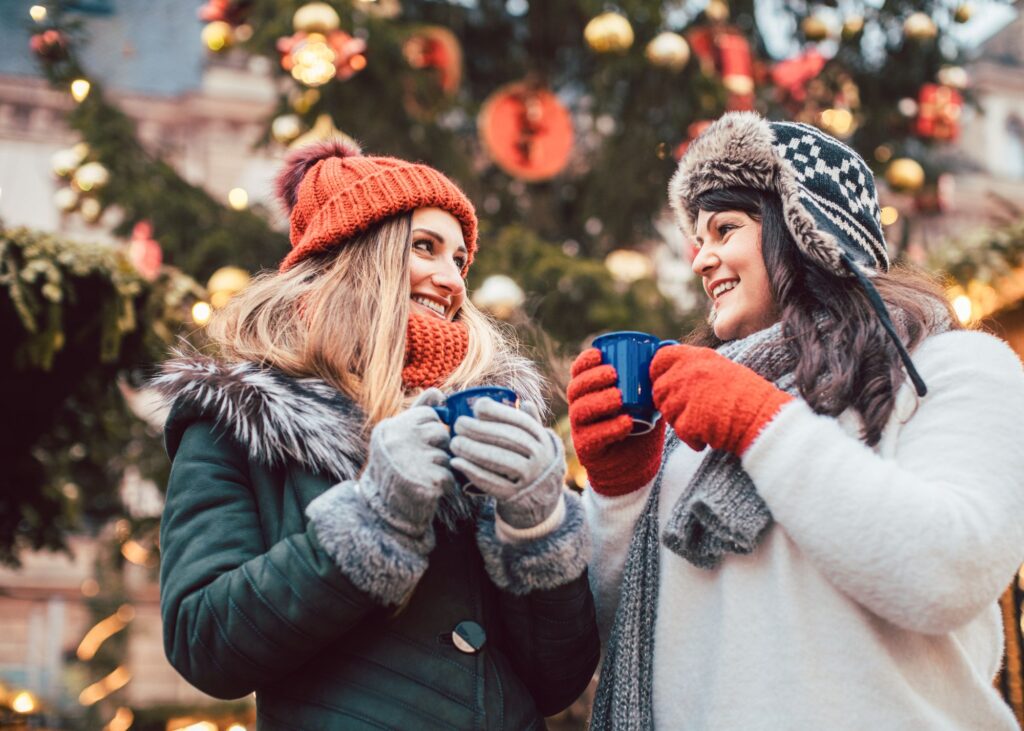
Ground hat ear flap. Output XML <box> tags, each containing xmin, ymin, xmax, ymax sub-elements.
<box><xmin>275</xmin><ymin>139</ymin><xmax>362</xmax><ymax>212</ymax></box>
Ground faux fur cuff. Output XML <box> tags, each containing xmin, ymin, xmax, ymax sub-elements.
<box><xmin>306</xmin><ymin>481</ymin><xmax>434</xmax><ymax>606</ymax></box>
<box><xmin>476</xmin><ymin>490</ymin><xmax>590</xmax><ymax>596</ymax></box>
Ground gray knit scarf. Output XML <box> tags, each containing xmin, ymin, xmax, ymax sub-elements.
<box><xmin>590</xmin><ymin>322</ymin><xmax>793</xmax><ymax>730</ymax></box>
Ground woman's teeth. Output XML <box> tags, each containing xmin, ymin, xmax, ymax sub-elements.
<box><xmin>412</xmin><ymin>295</ymin><xmax>446</xmax><ymax>317</ymax></box>
<box><xmin>712</xmin><ymin>280</ymin><xmax>738</xmax><ymax>299</ymax></box>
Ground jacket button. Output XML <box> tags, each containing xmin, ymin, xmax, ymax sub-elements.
<box><xmin>452</xmin><ymin>621</ymin><xmax>486</xmax><ymax>654</ymax></box>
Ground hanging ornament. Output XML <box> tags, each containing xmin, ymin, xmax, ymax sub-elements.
<box><xmin>646</xmin><ymin>32</ymin><xmax>690</xmax><ymax>72</ymax></box>
<box><xmin>584</xmin><ymin>12</ymin><xmax>634</xmax><ymax>54</ymax></box>
<box><xmin>801</xmin><ymin>15</ymin><xmax>830</xmax><ymax>42</ymax></box>
<box><xmin>841</xmin><ymin>16</ymin><xmax>864</xmax><ymax>41</ymax></box>
<box><xmin>954</xmin><ymin>4</ymin><xmax>972</xmax><ymax>23</ymax></box>
<box><xmin>201</xmin><ymin>20</ymin><xmax>234</xmax><ymax>52</ymax></box>
<box><xmin>272</xmin><ymin>113</ymin><xmax>304</xmax><ymax>144</ymax></box>
<box><xmin>915</xmin><ymin>83</ymin><xmax>962</xmax><ymax>141</ymax></box>
<box><xmin>29</xmin><ymin>29</ymin><xmax>66</xmax><ymax>61</ymax></box>
<box><xmin>53</xmin><ymin>187</ymin><xmax>79</xmax><ymax>212</ymax></box>
<box><xmin>293</xmin><ymin>2</ymin><xmax>340</xmax><ymax>33</ymax></box>
<box><xmin>705</xmin><ymin>0</ymin><xmax>729</xmax><ymax>23</ymax></box>
<box><xmin>478</xmin><ymin>81</ymin><xmax>574</xmax><ymax>181</ymax></box>
<box><xmin>903</xmin><ymin>13</ymin><xmax>937</xmax><ymax>41</ymax></box>
<box><xmin>289</xmin><ymin>113</ymin><xmax>357</xmax><ymax>149</ymax></box>
<box><xmin>885</xmin><ymin>158</ymin><xmax>925</xmax><ymax>193</ymax></box>
<box><xmin>207</xmin><ymin>266</ymin><xmax>251</xmax><ymax>308</ymax></box>
<box><xmin>402</xmin><ymin>26</ymin><xmax>463</xmax><ymax>119</ymax></box>
<box><xmin>72</xmin><ymin>161</ymin><xmax>110</xmax><ymax>192</ymax></box>
<box><xmin>936</xmin><ymin>65</ymin><xmax>969</xmax><ymax>90</ymax></box>
<box><xmin>278</xmin><ymin>30</ymin><xmax>367</xmax><ymax>86</ymax></box>
<box><xmin>79</xmin><ymin>197</ymin><xmax>103</xmax><ymax>223</ymax></box>
<box><xmin>127</xmin><ymin>221</ymin><xmax>162</xmax><ymax>282</ymax></box>
<box><xmin>771</xmin><ymin>50</ymin><xmax>825</xmax><ymax>104</ymax></box>
<box><xmin>688</xmin><ymin>26</ymin><xmax>754</xmax><ymax>109</ymax></box>
<box><xmin>51</xmin><ymin>144</ymin><xmax>88</xmax><ymax>178</ymax></box>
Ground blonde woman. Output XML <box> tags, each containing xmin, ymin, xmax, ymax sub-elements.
<box><xmin>156</xmin><ymin>141</ymin><xmax>598</xmax><ymax>730</ymax></box>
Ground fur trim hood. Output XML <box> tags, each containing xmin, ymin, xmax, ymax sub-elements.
<box><xmin>668</xmin><ymin>112</ymin><xmax>889</xmax><ymax>275</ymax></box>
<box><xmin>152</xmin><ymin>349</ymin><xmax>549</xmax><ymax>484</ymax></box>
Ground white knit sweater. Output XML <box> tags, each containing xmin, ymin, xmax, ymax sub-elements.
<box><xmin>583</xmin><ymin>330</ymin><xmax>1024</xmax><ymax>730</ymax></box>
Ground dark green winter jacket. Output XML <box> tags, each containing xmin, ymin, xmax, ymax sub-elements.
<box><xmin>155</xmin><ymin>354</ymin><xmax>600</xmax><ymax>730</ymax></box>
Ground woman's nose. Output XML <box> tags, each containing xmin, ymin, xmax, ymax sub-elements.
<box><xmin>432</xmin><ymin>262</ymin><xmax>465</xmax><ymax>295</ymax></box>
<box><xmin>691</xmin><ymin>246</ymin><xmax>719</xmax><ymax>276</ymax></box>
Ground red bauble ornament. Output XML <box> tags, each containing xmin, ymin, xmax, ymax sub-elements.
<box><xmin>478</xmin><ymin>82</ymin><xmax>574</xmax><ymax>181</ymax></box>
<box><xmin>128</xmin><ymin>221</ymin><xmax>162</xmax><ymax>282</ymax></box>
<box><xmin>29</xmin><ymin>29</ymin><xmax>66</xmax><ymax>61</ymax></box>
<box><xmin>686</xmin><ymin>25</ymin><xmax>755</xmax><ymax>111</ymax></box>
<box><xmin>915</xmin><ymin>83</ymin><xmax>962</xmax><ymax>141</ymax></box>
<box><xmin>771</xmin><ymin>50</ymin><xmax>826</xmax><ymax>104</ymax></box>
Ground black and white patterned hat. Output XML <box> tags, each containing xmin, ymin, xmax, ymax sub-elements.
<box><xmin>669</xmin><ymin>111</ymin><xmax>888</xmax><ymax>275</ymax></box>
<box><xmin>670</xmin><ymin>111</ymin><xmax>928</xmax><ymax>396</ymax></box>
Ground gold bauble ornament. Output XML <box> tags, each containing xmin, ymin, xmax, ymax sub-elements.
<box><xmin>72</xmin><ymin>161</ymin><xmax>110</xmax><ymax>192</ymax></box>
<box><xmin>51</xmin><ymin>147</ymin><xmax>84</xmax><ymax>177</ymax></box>
<box><xmin>201</xmin><ymin>21</ymin><xmax>233</xmax><ymax>52</ymax></box>
<box><xmin>841</xmin><ymin>16</ymin><xmax>864</xmax><ymax>41</ymax></box>
<box><xmin>802</xmin><ymin>15</ymin><xmax>830</xmax><ymax>42</ymax></box>
<box><xmin>645</xmin><ymin>32</ymin><xmax>690</xmax><ymax>71</ymax></box>
<box><xmin>272</xmin><ymin>114</ymin><xmax>304</xmax><ymax>144</ymax></box>
<box><xmin>705</xmin><ymin>0</ymin><xmax>729</xmax><ymax>23</ymax></box>
<box><xmin>954</xmin><ymin>3</ymin><xmax>972</xmax><ymax>23</ymax></box>
<box><xmin>79</xmin><ymin>197</ymin><xmax>102</xmax><ymax>223</ymax></box>
<box><xmin>293</xmin><ymin>2</ymin><xmax>341</xmax><ymax>33</ymax></box>
<box><xmin>53</xmin><ymin>187</ymin><xmax>79</xmax><ymax>212</ymax></box>
<box><xmin>885</xmin><ymin>158</ymin><xmax>925</xmax><ymax>193</ymax></box>
<box><xmin>903</xmin><ymin>12</ymin><xmax>937</xmax><ymax>41</ymax></box>
<box><xmin>584</xmin><ymin>12</ymin><xmax>634</xmax><ymax>53</ymax></box>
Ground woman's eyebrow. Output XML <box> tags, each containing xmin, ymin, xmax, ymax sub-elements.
<box><xmin>412</xmin><ymin>227</ymin><xmax>444</xmax><ymax>242</ymax></box>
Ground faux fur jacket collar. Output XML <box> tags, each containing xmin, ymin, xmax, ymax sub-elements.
<box><xmin>153</xmin><ymin>350</ymin><xmax>549</xmax><ymax>486</ymax></box>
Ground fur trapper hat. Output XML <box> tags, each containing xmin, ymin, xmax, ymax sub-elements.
<box><xmin>669</xmin><ymin>111</ymin><xmax>888</xmax><ymax>275</ymax></box>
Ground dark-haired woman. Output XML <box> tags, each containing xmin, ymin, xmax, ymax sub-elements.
<box><xmin>570</xmin><ymin>112</ymin><xmax>1024</xmax><ymax>729</ymax></box>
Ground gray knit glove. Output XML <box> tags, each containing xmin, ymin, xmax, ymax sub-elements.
<box><xmin>450</xmin><ymin>398</ymin><xmax>565</xmax><ymax>529</ymax></box>
<box><xmin>360</xmin><ymin>388</ymin><xmax>454</xmax><ymax>539</ymax></box>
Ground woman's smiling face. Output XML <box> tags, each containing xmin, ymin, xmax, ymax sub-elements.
<box><xmin>691</xmin><ymin>208</ymin><xmax>777</xmax><ymax>341</ymax></box>
<box><xmin>407</xmin><ymin>207</ymin><xmax>467</xmax><ymax>322</ymax></box>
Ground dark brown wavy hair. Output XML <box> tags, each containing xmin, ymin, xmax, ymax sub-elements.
<box><xmin>688</xmin><ymin>188</ymin><xmax>959</xmax><ymax>446</ymax></box>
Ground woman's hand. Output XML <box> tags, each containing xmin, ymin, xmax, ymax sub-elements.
<box><xmin>360</xmin><ymin>388</ymin><xmax>454</xmax><ymax>538</ymax></box>
<box><xmin>450</xmin><ymin>398</ymin><xmax>564</xmax><ymax>529</ymax></box>
<box><xmin>567</xmin><ymin>348</ymin><xmax>665</xmax><ymax>497</ymax></box>
<box><xmin>650</xmin><ymin>344</ymin><xmax>793</xmax><ymax>455</ymax></box>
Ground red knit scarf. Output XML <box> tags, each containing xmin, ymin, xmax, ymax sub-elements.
<box><xmin>402</xmin><ymin>313</ymin><xmax>469</xmax><ymax>389</ymax></box>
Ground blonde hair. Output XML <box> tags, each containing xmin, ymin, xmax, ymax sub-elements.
<box><xmin>205</xmin><ymin>214</ymin><xmax>512</xmax><ymax>426</ymax></box>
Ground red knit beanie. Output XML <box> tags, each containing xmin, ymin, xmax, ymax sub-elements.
<box><xmin>275</xmin><ymin>139</ymin><xmax>478</xmax><ymax>272</ymax></box>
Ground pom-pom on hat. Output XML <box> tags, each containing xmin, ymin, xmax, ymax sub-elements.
<box><xmin>275</xmin><ymin>139</ymin><xmax>478</xmax><ymax>272</ymax></box>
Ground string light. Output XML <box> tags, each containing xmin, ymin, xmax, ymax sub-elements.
<box><xmin>227</xmin><ymin>188</ymin><xmax>249</xmax><ymax>210</ymax></box>
<box><xmin>952</xmin><ymin>294</ymin><xmax>972</xmax><ymax>324</ymax></box>
<box><xmin>70</xmin><ymin>79</ymin><xmax>91</xmax><ymax>102</ymax></box>
<box><xmin>120</xmin><ymin>539</ymin><xmax>150</xmax><ymax>565</ymax></box>
<box><xmin>29</xmin><ymin>5</ymin><xmax>47</xmax><ymax>21</ymax></box>
<box><xmin>11</xmin><ymin>691</ymin><xmax>38</xmax><ymax>714</ymax></box>
<box><xmin>78</xmin><ymin>666</ymin><xmax>131</xmax><ymax>706</ymax></box>
<box><xmin>192</xmin><ymin>301</ymin><xmax>212</xmax><ymax>325</ymax></box>
<box><xmin>77</xmin><ymin>605</ymin><xmax>134</xmax><ymax>661</ymax></box>
<box><xmin>880</xmin><ymin>206</ymin><xmax>899</xmax><ymax>226</ymax></box>
<box><xmin>104</xmin><ymin>707</ymin><xmax>134</xmax><ymax>731</ymax></box>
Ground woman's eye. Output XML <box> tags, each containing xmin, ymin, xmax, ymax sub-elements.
<box><xmin>412</xmin><ymin>238</ymin><xmax>433</xmax><ymax>253</ymax></box>
<box><xmin>717</xmin><ymin>223</ymin><xmax>737</xmax><ymax>237</ymax></box>
<box><xmin>454</xmin><ymin>256</ymin><xmax>467</xmax><ymax>270</ymax></box>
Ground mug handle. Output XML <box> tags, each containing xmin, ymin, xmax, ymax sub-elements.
<box><xmin>432</xmin><ymin>405</ymin><xmax>450</xmax><ymax>425</ymax></box>
<box><xmin>658</xmin><ymin>339</ymin><xmax>679</xmax><ymax>350</ymax></box>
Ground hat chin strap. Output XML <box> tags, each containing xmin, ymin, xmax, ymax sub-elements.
<box><xmin>840</xmin><ymin>253</ymin><xmax>928</xmax><ymax>398</ymax></box>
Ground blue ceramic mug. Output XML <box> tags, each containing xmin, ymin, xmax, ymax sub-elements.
<box><xmin>433</xmin><ymin>386</ymin><xmax>520</xmax><ymax>493</ymax></box>
<box><xmin>592</xmin><ymin>331</ymin><xmax>679</xmax><ymax>435</ymax></box>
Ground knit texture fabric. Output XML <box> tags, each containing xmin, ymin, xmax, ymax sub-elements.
<box><xmin>590</xmin><ymin>434</ymin><xmax>680</xmax><ymax>731</ymax></box>
<box><xmin>567</xmin><ymin>348</ymin><xmax>665</xmax><ymax>496</ymax></box>
<box><xmin>402</xmin><ymin>313</ymin><xmax>469</xmax><ymax>389</ymax></box>
<box><xmin>657</xmin><ymin>325</ymin><xmax>797</xmax><ymax>570</ymax></box>
<box><xmin>669</xmin><ymin>111</ymin><xmax>887</xmax><ymax>275</ymax></box>
<box><xmin>276</xmin><ymin>140</ymin><xmax>478</xmax><ymax>272</ymax></box>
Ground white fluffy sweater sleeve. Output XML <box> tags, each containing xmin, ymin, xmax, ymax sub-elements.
<box><xmin>742</xmin><ymin>329</ymin><xmax>1024</xmax><ymax>634</ymax></box>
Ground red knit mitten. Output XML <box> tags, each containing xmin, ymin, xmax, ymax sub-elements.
<box><xmin>568</xmin><ymin>349</ymin><xmax>666</xmax><ymax>497</ymax></box>
<box><xmin>650</xmin><ymin>344</ymin><xmax>794</xmax><ymax>456</ymax></box>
